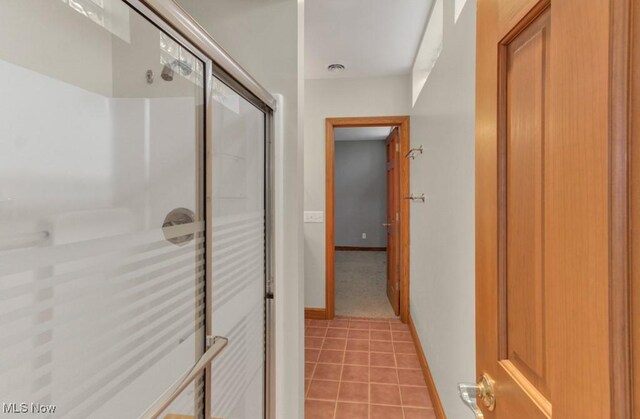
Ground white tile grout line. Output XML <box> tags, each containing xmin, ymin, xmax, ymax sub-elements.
<box><xmin>306</xmin><ymin>363</ymin><xmax>317</xmax><ymax>399</ymax></box>
<box><xmin>392</xmin><ymin>326</ymin><xmax>407</xmax><ymax>419</ymax></box>
<box><xmin>306</xmin><ymin>378</ymin><xmax>426</xmax><ymax>387</ymax></box>
<box><xmin>331</xmin><ymin>356</ymin><xmax>344</xmax><ymax>419</ymax></box>
<box><xmin>305</xmin><ymin>395</ymin><xmax>434</xmax><ymax>411</ymax></box>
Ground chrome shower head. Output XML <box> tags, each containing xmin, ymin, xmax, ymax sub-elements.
<box><xmin>161</xmin><ymin>59</ymin><xmax>192</xmax><ymax>82</ymax></box>
<box><xmin>161</xmin><ymin>64</ymin><xmax>174</xmax><ymax>81</ymax></box>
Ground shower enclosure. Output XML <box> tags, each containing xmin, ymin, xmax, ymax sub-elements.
<box><xmin>0</xmin><ymin>0</ymin><xmax>274</xmax><ymax>418</ymax></box>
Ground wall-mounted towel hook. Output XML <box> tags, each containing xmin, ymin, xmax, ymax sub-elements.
<box><xmin>146</xmin><ymin>70</ymin><xmax>154</xmax><ymax>84</ymax></box>
<box><xmin>405</xmin><ymin>145</ymin><xmax>423</xmax><ymax>159</ymax></box>
<box><xmin>403</xmin><ymin>193</ymin><xmax>426</xmax><ymax>203</ymax></box>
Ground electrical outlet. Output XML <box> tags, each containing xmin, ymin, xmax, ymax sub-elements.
<box><xmin>362</xmin><ymin>233</ymin><xmax>366</xmax><ymax>239</ymax></box>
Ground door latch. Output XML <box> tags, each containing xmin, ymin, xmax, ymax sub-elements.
<box><xmin>458</xmin><ymin>373</ymin><xmax>496</xmax><ymax>418</ymax></box>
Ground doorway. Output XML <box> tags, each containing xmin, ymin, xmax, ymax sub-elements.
<box><xmin>325</xmin><ymin>116</ymin><xmax>411</xmax><ymax>322</ymax></box>
<box><xmin>332</xmin><ymin>126</ymin><xmax>394</xmax><ymax>318</ymax></box>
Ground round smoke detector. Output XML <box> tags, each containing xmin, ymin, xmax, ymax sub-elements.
<box><xmin>327</xmin><ymin>63</ymin><xmax>346</xmax><ymax>72</ymax></box>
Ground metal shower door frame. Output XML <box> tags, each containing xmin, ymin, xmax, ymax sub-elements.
<box><xmin>123</xmin><ymin>0</ymin><xmax>276</xmax><ymax>417</ymax></box>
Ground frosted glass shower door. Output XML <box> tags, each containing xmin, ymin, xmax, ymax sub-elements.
<box><xmin>0</xmin><ymin>1</ymin><xmax>207</xmax><ymax>418</ymax></box>
<box><xmin>209</xmin><ymin>78</ymin><xmax>267</xmax><ymax>419</ymax></box>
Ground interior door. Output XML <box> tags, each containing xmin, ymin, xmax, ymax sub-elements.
<box><xmin>474</xmin><ymin>0</ymin><xmax>618</xmax><ymax>417</ymax></box>
<box><xmin>385</xmin><ymin>128</ymin><xmax>400</xmax><ymax>315</ymax></box>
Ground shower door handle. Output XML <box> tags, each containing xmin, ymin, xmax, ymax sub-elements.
<box><xmin>162</xmin><ymin>208</ymin><xmax>196</xmax><ymax>245</ymax></box>
<box><xmin>141</xmin><ymin>336</ymin><xmax>229</xmax><ymax>419</ymax></box>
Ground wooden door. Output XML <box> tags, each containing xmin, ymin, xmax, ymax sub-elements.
<box><xmin>385</xmin><ymin>127</ymin><xmax>400</xmax><ymax>315</ymax></box>
<box><xmin>475</xmin><ymin>0</ymin><xmax>630</xmax><ymax>417</ymax></box>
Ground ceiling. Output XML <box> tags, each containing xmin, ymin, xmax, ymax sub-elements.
<box><xmin>335</xmin><ymin>127</ymin><xmax>392</xmax><ymax>142</ymax></box>
<box><xmin>305</xmin><ymin>0</ymin><xmax>433</xmax><ymax>80</ymax></box>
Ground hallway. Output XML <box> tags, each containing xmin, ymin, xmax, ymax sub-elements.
<box><xmin>305</xmin><ymin>317</ymin><xmax>435</xmax><ymax>419</ymax></box>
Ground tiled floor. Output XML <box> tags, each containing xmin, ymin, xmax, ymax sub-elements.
<box><xmin>304</xmin><ymin>317</ymin><xmax>436</xmax><ymax>419</ymax></box>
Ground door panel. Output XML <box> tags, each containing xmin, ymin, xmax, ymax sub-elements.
<box><xmin>476</xmin><ymin>0</ymin><xmax>615</xmax><ymax>417</ymax></box>
<box><xmin>386</xmin><ymin>128</ymin><xmax>400</xmax><ymax>315</ymax></box>
<box><xmin>209</xmin><ymin>77</ymin><xmax>266</xmax><ymax>419</ymax></box>
<box><xmin>502</xmin><ymin>8</ymin><xmax>550</xmax><ymax>411</ymax></box>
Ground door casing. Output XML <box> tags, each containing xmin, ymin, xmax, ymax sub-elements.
<box><xmin>324</xmin><ymin>116</ymin><xmax>411</xmax><ymax>322</ymax></box>
<box><xmin>630</xmin><ymin>0</ymin><xmax>640</xmax><ymax>414</ymax></box>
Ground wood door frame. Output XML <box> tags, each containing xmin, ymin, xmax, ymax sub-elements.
<box><xmin>611</xmin><ymin>0</ymin><xmax>634</xmax><ymax>416</ymax></box>
<box><xmin>325</xmin><ymin>116</ymin><xmax>411</xmax><ymax>322</ymax></box>
<box><xmin>630</xmin><ymin>0</ymin><xmax>639</xmax><ymax>414</ymax></box>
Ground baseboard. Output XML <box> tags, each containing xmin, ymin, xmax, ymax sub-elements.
<box><xmin>335</xmin><ymin>246</ymin><xmax>387</xmax><ymax>251</ymax></box>
<box><xmin>408</xmin><ymin>313</ymin><xmax>447</xmax><ymax>419</ymax></box>
<box><xmin>305</xmin><ymin>307</ymin><xmax>327</xmax><ymax>320</ymax></box>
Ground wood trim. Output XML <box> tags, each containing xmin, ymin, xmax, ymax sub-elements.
<box><xmin>399</xmin><ymin>117</ymin><xmax>411</xmax><ymax>323</ymax></box>
<box><xmin>335</xmin><ymin>246</ymin><xmax>387</xmax><ymax>251</ymax></box>
<box><xmin>610</xmin><ymin>0</ymin><xmax>633</xmax><ymax>417</ymax></box>
<box><xmin>304</xmin><ymin>308</ymin><xmax>328</xmax><ymax>320</ymax></box>
<box><xmin>326</xmin><ymin>116</ymin><xmax>412</xmax><ymax>127</ymax></box>
<box><xmin>475</xmin><ymin>0</ymin><xmax>500</xmax><ymax>392</ymax></box>
<box><xmin>408</xmin><ymin>313</ymin><xmax>446</xmax><ymax>419</ymax></box>
<box><xmin>630</xmin><ymin>0</ymin><xmax>640</xmax><ymax>414</ymax></box>
<box><xmin>325</xmin><ymin>116</ymin><xmax>411</xmax><ymax>322</ymax></box>
<box><xmin>386</xmin><ymin>127</ymin><xmax>401</xmax><ymax>316</ymax></box>
<box><xmin>325</xmin><ymin>119</ymin><xmax>336</xmax><ymax>320</ymax></box>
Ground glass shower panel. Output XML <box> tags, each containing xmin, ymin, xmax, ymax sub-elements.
<box><xmin>0</xmin><ymin>1</ymin><xmax>206</xmax><ymax>418</ymax></box>
<box><xmin>210</xmin><ymin>78</ymin><xmax>266</xmax><ymax>419</ymax></box>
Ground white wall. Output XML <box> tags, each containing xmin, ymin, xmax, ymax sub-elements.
<box><xmin>173</xmin><ymin>1</ymin><xmax>304</xmax><ymax>418</ymax></box>
<box><xmin>304</xmin><ymin>75</ymin><xmax>410</xmax><ymax>308</ymax></box>
<box><xmin>0</xmin><ymin>0</ymin><xmax>129</xmax><ymax>97</ymax></box>
<box><xmin>409</xmin><ymin>0</ymin><xmax>476</xmax><ymax>417</ymax></box>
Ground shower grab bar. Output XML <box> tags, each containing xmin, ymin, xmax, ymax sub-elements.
<box><xmin>0</xmin><ymin>230</ymin><xmax>50</xmax><ymax>251</ymax></box>
<box><xmin>139</xmin><ymin>336</ymin><xmax>229</xmax><ymax>419</ymax></box>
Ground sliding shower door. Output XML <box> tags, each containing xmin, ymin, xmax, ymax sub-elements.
<box><xmin>0</xmin><ymin>1</ymin><xmax>207</xmax><ymax>417</ymax></box>
<box><xmin>208</xmin><ymin>77</ymin><xmax>268</xmax><ymax>419</ymax></box>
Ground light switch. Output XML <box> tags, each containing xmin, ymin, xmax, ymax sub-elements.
<box><xmin>304</xmin><ymin>211</ymin><xmax>324</xmax><ymax>223</ymax></box>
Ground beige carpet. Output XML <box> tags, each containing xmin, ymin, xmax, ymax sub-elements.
<box><xmin>334</xmin><ymin>251</ymin><xmax>398</xmax><ymax>319</ymax></box>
